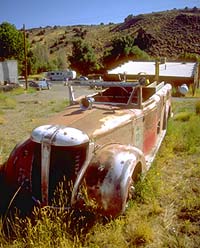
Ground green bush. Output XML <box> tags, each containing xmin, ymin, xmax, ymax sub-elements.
<box><xmin>195</xmin><ymin>101</ymin><xmax>200</xmax><ymax>114</ymax></box>
<box><xmin>173</xmin><ymin>111</ymin><xmax>191</xmax><ymax>121</ymax></box>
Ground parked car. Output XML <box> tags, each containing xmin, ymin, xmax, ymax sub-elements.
<box><xmin>63</xmin><ymin>76</ymin><xmax>89</xmax><ymax>86</ymax></box>
<box><xmin>78</xmin><ymin>76</ymin><xmax>88</xmax><ymax>81</ymax></box>
<box><xmin>0</xmin><ymin>79</ymin><xmax>172</xmax><ymax>218</ymax></box>
<box><xmin>29</xmin><ymin>79</ymin><xmax>51</xmax><ymax>90</ymax></box>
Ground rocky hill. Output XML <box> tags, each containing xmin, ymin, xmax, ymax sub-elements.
<box><xmin>27</xmin><ymin>8</ymin><xmax>200</xmax><ymax>68</ymax></box>
<box><xmin>116</xmin><ymin>9</ymin><xmax>200</xmax><ymax>58</ymax></box>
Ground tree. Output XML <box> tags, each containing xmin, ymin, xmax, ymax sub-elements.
<box><xmin>56</xmin><ymin>50</ymin><xmax>67</xmax><ymax>70</ymax></box>
<box><xmin>69</xmin><ymin>38</ymin><xmax>101</xmax><ymax>74</ymax></box>
<box><xmin>103</xmin><ymin>35</ymin><xmax>150</xmax><ymax>69</ymax></box>
<box><xmin>124</xmin><ymin>14</ymin><xmax>134</xmax><ymax>23</ymax></box>
<box><xmin>31</xmin><ymin>44</ymin><xmax>50</xmax><ymax>73</ymax></box>
<box><xmin>178</xmin><ymin>52</ymin><xmax>200</xmax><ymax>62</ymax></box>
<box><xmin>103</xmin><ymin>35</ymin><xmax>135</xmax><ymax>67</ymax></box>
<box><xmin>0</xmin><ymin>22</ymin><xmax>24</xmax><ymax>61</ymax></box>
<box><xmin>112</xmin><ymin>35</ymin><xmax>135</xmax><ymax>56</ymax></box>
<box><xmin>26</xmin><ymin>50</ymin><xmax>38</xmax><ymax>75</ymax></box>
<box><xmin>0</xmin><ymin>22</ymin><xmax>35</xmax><ymax>75</ymax></box>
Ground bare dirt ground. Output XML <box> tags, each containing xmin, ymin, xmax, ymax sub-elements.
<box><xmin>0</xmin><ymin>82</ymin><xmax>94</xmax><ymax>162</ymax></box>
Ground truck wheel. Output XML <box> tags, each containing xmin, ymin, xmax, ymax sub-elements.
<box><xmin>127</xmin><ymin>162</ymin><xmax>142</xmax><ymax>201</ymax></box>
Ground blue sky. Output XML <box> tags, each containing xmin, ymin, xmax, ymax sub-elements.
<box><xmin>1</xmin><ymin>0</ymin><xmax>199</xmax><ymax>29</ymax></box>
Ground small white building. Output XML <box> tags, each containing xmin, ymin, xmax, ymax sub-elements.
<box><xmin>0</xmin><ymin>60</ymin><xmax>18</xmax><ymax>84</ymax></box>
<box><xmin>106</xmin><ymin>61</ymin><xmax>199</xmax><ymax>90</ymax></box>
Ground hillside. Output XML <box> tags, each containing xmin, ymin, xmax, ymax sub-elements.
<box><xmin>27</xmin><ymin>8</ymin><xmax>200</xmax><ymax>69</ymax></box>
<box><xmin>114</xmin><ymin>9</ymin><xmax>200</xmax><ymax>58</ymax></box>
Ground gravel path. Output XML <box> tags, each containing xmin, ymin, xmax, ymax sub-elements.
<box><xmin>15</xmin><ymin>82</ymin><xmax>93</xmax><ymax>102</ymax></box>
<box><xmin>0</xmin><ymin>83</ymin><xmax>94</xmax><ymax>162</ymax></box>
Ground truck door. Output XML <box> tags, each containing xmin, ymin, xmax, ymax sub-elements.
<box><xmin>143</xmin><ymin>107</ymin><xmax>157</xmax><ymax>155</ymax></box>
<box><xmin>133</xmin><ymin>115</ymin><xmax>144</xmax><ymax>151</ymax></box>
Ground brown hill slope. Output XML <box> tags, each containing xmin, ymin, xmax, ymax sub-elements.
<box><xmin>116</xmin><ymin>9</ymin><xmax>200</xmax><ymax>58</ymax></box>
<box><xmin>27</xmin><ymin>8</ymin><xmax>200</xmax><ymax>68</ymax></box>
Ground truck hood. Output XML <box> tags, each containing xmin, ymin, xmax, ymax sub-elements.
<box><xmin>48</xmin><ymin>103</ymin><xmax>140</xmax><ymax>139</ymax></box>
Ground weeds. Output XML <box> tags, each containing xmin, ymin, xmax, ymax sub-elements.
<box><xmin>126</xmin><ymin>220</ymin><xmax>154</xmax><ymax>246</ymax></box>
<box><xmin>173</xmin><ymin>111</ymin><xmax>191</xmax><ymax>121</ymax></box>
<box><xmin>134</xmin><ymin>164</ymin><xmax>162</xmax><ymax>204</ymax></box>
<box><xmin>0</xmin><ymin>96</ymin><xmax>200</xmax><ymax>247</ymax></box>
<box><xmin>50</xmin><ymin>100</ymin><xmax>69</xmax><ymax>113</ymax></box>
<box><xmin>0</xmin><ymin>94</ymin><xmax>16</xmax><ymax>109</ymax></box>
<box><xmin>0</xmin><ymin>88</ymin><xmax>68</xmax><ymax>163</ymax></box>
<box><xmin>0</xmin><ymin>210</ymin><xmax>76</xmax><ymax>248</ymax></box>
<box><xmin>84</xmin><ymin>218</ymin><xmax>127</xmax><ymax>248</ymax></box>
<box><xmin>195</xmin><ymin>100</ymin><xmax>200</xmax><ymax>114</ymax></box>
<box><xmin>0</xmin><ymin>116</ymin><xmax>5</xmax><ymax>125</ymax></box>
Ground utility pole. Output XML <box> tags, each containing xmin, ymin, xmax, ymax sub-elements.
<box><xmin>23</xmin><ymin>24</ymin><xmax>28</xmax><ymax>90</ymax></box>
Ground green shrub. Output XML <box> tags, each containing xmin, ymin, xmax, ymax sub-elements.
<box><xmin>173</xmin><ymin>112</ymin><xmax>191</xmax><ymax>122</ymax></box>
<box><xmin>195</xmin><ymin>101</ymin><xmax>200</xmax><ymax>114</ymax></box>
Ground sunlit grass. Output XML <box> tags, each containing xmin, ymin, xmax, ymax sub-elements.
<box><xmin>8</xmin><ymin>87</ymin><xmax>27</xmax><ymax>95</ymax></box>
<box><xmin>0</xmin><ymin>94</ymin><xmax>16</xmax><ymax>109</ymax></box>
<box><xmin>134</xmin><ymin>164</ymin><xmax>162</xmax><ymax>204</ymax></box>
<box><xmin>0</xmin><ymin>98</ymin><xmax>200</xmax><ymax>247</ymax></box>
<box><xmin>0</xmin><ymin>87</ymin><xmax>39</xmax><ymax>110</ymax></box>
<box><xmin>0</xmin><ymin>90</ymin><xmax>69</xmax><ymax>164</ymax></box>
<box><xmin>173</xmin><ymin>111</ymin><xmax>192</xmax><ymax>121</ymax></box>
<box><xmin>186</xmin><ymin>87</ymin><xmax>200</xmax><ymax>98</ymax></box>
<box><xmin>0</xmin><ymin>210</ymin><xmax>77</xmax><ymax>248</ymax></box>
<box><xmin>0</xmin><ymin>116</ymin><xmax>5</xmax><ymax>125</ymax></box>
<box><xmin>195</xmin><ymin>100</ymin><xmax>200</xmax><ymax>114</ymax></box>
<box><xmin>85</xmin><ymin>218</ymin><xmax>127</xmax><ymax>247</ymax></box>
<box><xmin>50</xmin><ymin>100</ymin><xmax>69</xmax><ymax>112</ymax></box>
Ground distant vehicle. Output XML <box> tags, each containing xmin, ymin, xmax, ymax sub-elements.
<box><xmin>46</xmin><ymin>70</ymin><xmax>76</xmax><ymax>81</ymax></box>
<box><xmin>63</xmin><ymin>76</ymin><xmax>89</xmax><ymax>86</ymax></box>
<box><xmin>18</xmin><ymin>76</ymin><xmax>25</xmax><ymax>80</ymax></box>
<box><xmin>78</xmin><ymin>76</ymin><xmax>88</xmax><ymax>81</ymax></box>
<box><xmin>178</xmin><ymin>84</ymin><xmax>189</xmax><ymax>96</ymax></box>
<box><xmin>29</xmin><ymin>79</ymin><xmax>51</xmax><ymax>90</ymax></box>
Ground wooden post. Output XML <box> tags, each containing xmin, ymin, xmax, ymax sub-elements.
<box><xmin>23</xmin><ymin>24</ymin><xmax>28</xmax><ymax>90</ymax></box>
<box><xmin>155</xmin><ymin>60</ymin><xmax>160</xmax><ymax>82</ymax></box>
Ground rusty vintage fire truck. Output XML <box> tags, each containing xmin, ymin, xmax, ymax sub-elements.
<box><xmin>0</xmin><ymin>79</ymin><xmax>172</xmax><ymax>218</ymax></box>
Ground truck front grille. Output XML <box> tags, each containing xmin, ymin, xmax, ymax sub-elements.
<box><xmin>31</xmin><ymin>142</ymin><xmax>88</xmax><ymax>205</ymax></box>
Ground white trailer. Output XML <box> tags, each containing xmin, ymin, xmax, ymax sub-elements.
<box><xmin>46</xmin><ymin>70</ymin><xmax>76</xmax><ymax>81</ymax></box>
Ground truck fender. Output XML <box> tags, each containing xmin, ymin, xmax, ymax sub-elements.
<box><xmin>71</xmin><ymin>143</ymin><xmax>147</xmax><ymax>218</ymax></box>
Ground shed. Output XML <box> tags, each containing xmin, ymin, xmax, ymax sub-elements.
<box><xmin>105</xmin><ymin>61</ymin><xmax>199</xmax><ymax>90</ymax></box>
<box><xmin>0</xmin><ymin>60</ymin><xmax>18</xmax><ymax>84</ymax></box>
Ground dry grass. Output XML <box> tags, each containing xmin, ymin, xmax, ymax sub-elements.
<box><xmin>0</xmin><ymin>87</ymin><xmax>68</xmax><ymax>163</ymax></box>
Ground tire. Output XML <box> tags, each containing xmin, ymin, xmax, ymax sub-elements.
<box><xmin>122</xmin><ymin>162</ymin><xmax>142</xmax><ymax>213</ymax></box>
<box><xmin>127</xmin><ymin>162</ymin><xmax>142</xmax><ymax>201</ymax></box>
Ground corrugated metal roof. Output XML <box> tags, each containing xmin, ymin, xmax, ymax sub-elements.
<box><xmin>108</xmin><ymin>61</ymin><xmax>196</xmax><ymax>78</ymax></box>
